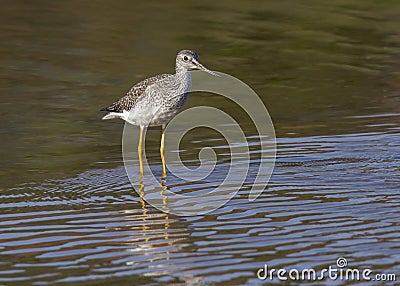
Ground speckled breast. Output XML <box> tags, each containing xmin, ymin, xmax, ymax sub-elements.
<box><xmin>130</xmin><ymin>72</ymin><xmax>192</xmax><ymax>127</ymax></box>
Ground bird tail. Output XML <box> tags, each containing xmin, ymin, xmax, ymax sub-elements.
<box><xmin>102</xmin><ymin>112</ymin><xmax>122</xmax><ymax>120</ymax></box>
<box><xmin>100</xmin><ymin>106</ymin><xmax>113</xmax><ymax>112</ymax></box>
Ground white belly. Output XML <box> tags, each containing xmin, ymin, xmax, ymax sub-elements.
<box><xmin>124</xmin><ymin>92</ymin><xmax>189</xmax><ymax>127</ymax></box>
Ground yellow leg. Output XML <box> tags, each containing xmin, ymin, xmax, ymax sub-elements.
<box><xmin>138</xmin><ymin>177</ymin><xmax>150</xmax><ymax>242</ymax></box>
<box><xmin>138</xmin><ymin>127</ymin><xmax>144</xmax><ymax>176</ymax></box>
<box><xmin>160</xmin><ymin>125</ymin><xmax>167</xmax><ymax>177</ymax></box>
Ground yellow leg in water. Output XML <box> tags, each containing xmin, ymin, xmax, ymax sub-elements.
<box><xmin>138</xmin><ymin>126</ymin><xmax>144</xmax><ymax>176</ymax></box>
<box><xmin>160</xmin><ymin>125</ymin><xmax>167</xmax><ymax>177</ymax></box>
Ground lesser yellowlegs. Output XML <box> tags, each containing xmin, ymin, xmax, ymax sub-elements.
<box><xmin>100</xmin><ymin>50</ymin><xmax>218</xmax><ymax>175</ymax></box>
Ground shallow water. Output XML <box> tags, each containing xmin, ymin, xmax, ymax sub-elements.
<box><xmin>1</xmin><ymin>0</ymin><xmax>399</xmax><ymax>285</ymax></box>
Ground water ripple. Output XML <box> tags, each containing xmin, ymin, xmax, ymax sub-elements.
<box><xmin>1</xmin><ymin>129</ymin><xmax>399</xmax><ymax>284</ymax></box>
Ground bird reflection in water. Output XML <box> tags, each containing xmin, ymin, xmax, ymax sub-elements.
<box><xmin>123</xmin><ymin>174</ymin><xmax>177</xmax><ymax>275</ymax></box>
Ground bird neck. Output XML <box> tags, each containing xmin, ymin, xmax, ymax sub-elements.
<box><xmin>174</xmin><ymin>68</ymin><xmax>190</xmax><ymax>80</ymax></box>
<box><xmin>175</xmin><ymin>63</ymin><xmax>189</xmax><ymax>74</ymax></box>
<box><xmin>173</xmin><ymin>69</ymin><xmax>191</xmax><ymax>91</ymax></box>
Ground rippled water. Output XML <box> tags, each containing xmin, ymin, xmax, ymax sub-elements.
<box><xmin>1</xmin><ymin>0</ymin><xmax>400</xmax><ymax>285</ymax></box>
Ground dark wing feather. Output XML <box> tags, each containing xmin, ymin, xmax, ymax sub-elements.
<box><xmin>100</xmin><ymin>73</ymin><xmax>171</xmax><ymax>112</ymax></box>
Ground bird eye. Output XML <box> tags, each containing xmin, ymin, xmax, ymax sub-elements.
<box><xmin>183</xmin><ymin>56</ymin><xmax>189</xmax><ymax>61</ymax></box>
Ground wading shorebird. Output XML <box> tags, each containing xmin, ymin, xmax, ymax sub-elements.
<box><xmin>100</xmin><ymin>50</ymin><xmax>219</xmax><ymax>176</ymax></box>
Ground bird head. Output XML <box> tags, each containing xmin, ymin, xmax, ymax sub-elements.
<box><xmin>176</xmin><ymin>50</ymin><xmax>220</xmax><ymax>76</ymax></box>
